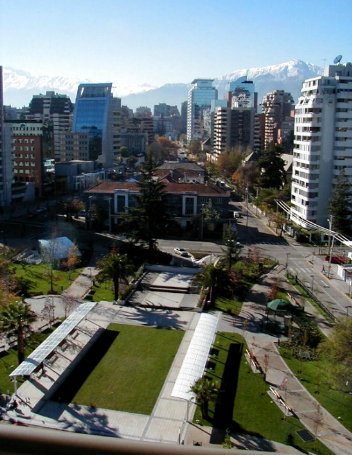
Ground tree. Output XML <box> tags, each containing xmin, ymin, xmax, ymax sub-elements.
<box><xmin>192</xmin><ymin>263</ymin><xmax>231</xmax><ymax>306</ymax></box>
<box><xmin>97</xmin><ymin>251</ymin><xmax>133</xmax><ymax>301</ymax></box>
<box><xmin>258</xmin><ymin>144</ymin><xmax>286</xmax><ymax>189</ymax></box>
<box><xmin>232</xmin><ymin>161</ymin><xmax>258</xmax><ymax>192</ymax></box>
<box><xmin>120</xmin><ymin>155</ymin><xmax>169</xmax><ymax>252</ymax></box>
<box><xmin>61</xmin><ymin>198</ymin><xmax>84</xmax><ymax>221</ymax></box>
<box><xmin>329</xmin><ymin>169</ymin><xmax>352</xmax><ymax>235</ymax></box>
<box><xmin>63</xmin><ymin>243</ymin><xmax>81</xmax><ymax>280</ymax></box>
<box><xmin>318</xmin><ymin>317</ymin><xmax>352</xmax><ymax>392</ymax></box>
<box><xmin>190</xmin><ymin>376</ymin><xmax>219</xmax><ymax>419</ymax></box>
<box><xmin>222</xmin><ymin>227</ymin><xmax>242</xmax><ymax>271</ymax></box>
<box><xmin>188</xmin><ymin>140</ymin><xmax>202</xmax><ymax>156</ymax></box>
<box><xmin>0</xmin><ymin>301</ymin><xmax>36</xmax><ymax>364</ymax></box>
<box><xmin>217</xmin><ymin>148</ymin><xmax>243</xmax><ymax>177</ymax></box>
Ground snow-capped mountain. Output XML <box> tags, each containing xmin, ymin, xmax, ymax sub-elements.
<box><xmin>215</xmin><ymin>59</ymin><xmax>322</xmax><ymax>101</ymax></box>
<box><xmin>122</xmin><ymin>59</ymin><xmax>322</xmax><ymax>109</ymax></box>
<box><xmin>3</xmin><ymin>60</ymin><xmax>322</xmax><ymax>109</ymax></box>
<box><xmin>2</xmin><ymin>67</ymin><xmax>156</xmax><ymax>107</ymax></box>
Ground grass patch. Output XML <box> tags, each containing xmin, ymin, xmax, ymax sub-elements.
<box><xmin>193</xmin><ymin>332</ymin><xmax>333</xmax><ymax>455</ymax></box>
<box><xmin>88</xmin><ymin>279</ymin><xmax>114</xmax><ymax>301</ymax></box>
<box><xmin>11</xmin><ymin>264</ymin><xmax>83</xmax><ymax>296</ymax></box>
<box><xmin>280</xmin><ymin>347</ymin><xmax>352</xmax><ymax>432</ymax></box>
<box><xmin>59</xmin><ymin>324</ymin><xmax>183</xmax><ymax>414</ymax></box>
<box><xmin>286</xmin><ymin>274</ymin><xmax>334</xmax><ymax>323</ymax></box>
<box><xmin>0</xmin><ymin>326</ymin><xmax>59</xmax><ymax>394</ymax></box>
<box><xmin>215</xmin><ymin>297</ymin><xmax>243</xmax><ymax>316</ymax></box>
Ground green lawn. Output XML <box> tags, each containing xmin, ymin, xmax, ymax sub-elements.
<box><xmin>194</xmin><ymin>332</ymin><xmax>333</xmax><ymax>455</ymax></box>
<box><xmin>0</xmin><ymin>327</ymin><xmax>58</xmax><ymax>394</ymax></box>
<box><xmin>215</xmin><ymin>297</ymin><xmax>243</xmax><ymax>315</ymax></box>
<box><xmin>280</xmin><ymin>347</ymin><xmax>352</xmax><ymax>432</ymax></box>
<box><xmin>70</xmin><ymin>324</ymin><xmax>184</xmax><ymax>414</ymax></box>
<box><xmin>88</xmin><ymin>279</ymin><xmax>114</xmax><ymax>301</ymax></box>
<box><xmin>11</xmin><ymin>264</ymin><xmax>83</xmax><ymax>296</ymax></box>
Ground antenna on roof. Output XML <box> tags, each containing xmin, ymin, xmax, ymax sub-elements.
<box><xmin>333</xmin><ymin>55</ymin><xmax>342</xmax><ymax>64</ymax></box>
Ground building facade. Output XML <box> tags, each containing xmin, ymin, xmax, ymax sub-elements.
<box><xmin>187</xmin><ymin>79</ymin><xmax>217</xmax><ymax>142</ymax></box>
<box><xmin>262</xmin><ymin>90</ymin><xmax>294</xmax><ymax>149</ymax></box>
<box><xmin>72</xmin><ymin>83</ymin><xmax>121</xmax><ymax>168</ymax></box>
<box><xmin>27</xmin><ymin>91</ymin><xmax>74</xmax><ymax>161</ymax></box>
<box><xmin>290</xmin><ymin>63</ymin><xmax>352</xmax><ymax>228</ymax></box>
<box><xmin>59</xmin><ymin>132</ymin><xmax>89</xmax><ymax>161</ymax></box>
<box><xmin>4</xmin><ymin>121</ymin><xmax>44</xmax><ymax>199</ymax></box>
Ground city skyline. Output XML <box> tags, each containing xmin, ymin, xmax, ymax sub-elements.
<box><xmin>1</xmin><ymin>0</ymin><xmax>352</xmax><ymax>96</ymax></box>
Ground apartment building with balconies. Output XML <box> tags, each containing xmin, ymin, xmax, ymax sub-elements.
<box><xmin>290</xmin><ymin>62</ymin><xmax>352</xmax><ymax>228</ymax></box>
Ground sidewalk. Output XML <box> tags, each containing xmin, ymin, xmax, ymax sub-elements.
<box><xmin>218</xmin><ymin>267</ymin><xmax>352</xmax><ymax>455</ymax></box>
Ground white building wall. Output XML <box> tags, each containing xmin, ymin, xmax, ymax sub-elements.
<box><xmin>291</xmin><ymin>63</ymin><xmax>352</xmax><ymax>228</ymax></box>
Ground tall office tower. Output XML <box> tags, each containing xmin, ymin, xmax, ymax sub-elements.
<box><xmin>187</xmin><ymin>79</ymin><xmax>218</xmax><ymax>141</ymax></box>
<box><xmin>153</xmin><ymin>104</ymin><xmax>181</xmax><ymax>139</ymax></box>
<box><xmin>72</xmin><ymin>83</ymin><xmax>121</xmax><ymax>168</ymax></box>
<box><xmin>27</xmin><ymin>91</ymin><xmax>73</xmax><ymax>161</ymax></box>
<box><xmin>154</xmin><ymin>103</ymin><xmax>180</xmax><ymax>117</ymax></box>
<box><xmin>228</xmin><ymin>76</ymin><xmax>257</xmax><ymax>110</ymax></box>
<box><xmin>291</xmin><ymin>62</ymin><xmax>352</xmax><ymax>228</ymax></box>
<box><xmin>180</xmin><ymin>101</ymin><xmax>187</xmax><ymax>135</ymax></box>
<box><xmin>211</xmin><ymin>105</ymin><xmax>254</xmax><ymax>162</ymax></box>
<box><xmin>253</xmin><ymin>113</ymin><xmax>265</xmax><ymax>154</ymax></box>
<box><xmin>135</xmin><ymin>106</ymin><xmax>152</xmax><ymax>118</ymax></box>
<box><xmin>262</xmin><ymin>90</ymin><xmax>294</xmax><ymax>149</ymax></box>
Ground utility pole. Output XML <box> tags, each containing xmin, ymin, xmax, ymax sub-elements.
<box><xmin>327</xmin><ymin>215</ymin><xmax>334</xmax><ymax>279</ymax></box>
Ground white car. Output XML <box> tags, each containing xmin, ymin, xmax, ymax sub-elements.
<box><xmin>174</xmin><ymin>247</ymin><xmax>191</xmax><ymax>257</ymax></box>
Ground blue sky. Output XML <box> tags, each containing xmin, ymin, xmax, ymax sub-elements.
<box><xmin>1</xmin><ymin>0</ymin><xmax>352</xmax><ymax>89</ymax></box>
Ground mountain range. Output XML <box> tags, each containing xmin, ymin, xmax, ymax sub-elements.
<box><xmin>3</xmin><ymin>59</ymin><xmax>322</xmax><ymax>110</ymax></box>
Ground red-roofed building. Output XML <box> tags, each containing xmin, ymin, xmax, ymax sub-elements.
<box><xmin>85</xmin><ymin>181</ymin><xmax>231</xmax><ymax>235</ymax></box>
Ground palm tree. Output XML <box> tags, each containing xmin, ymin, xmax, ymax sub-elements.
<box><xmin>192</xmin><ymin>263</ymin><xmax>229</xmax><ymax>307</ymax></box>
<box><xmin>97</xmin><ymin>252</ymin><xmax>133</xmax><ymax>301</ymax></box>
<box><xmin>0</xmin><ymin>301</ymin><xmax>37</xmax><ymax>364</ymax></box>
<box><xmin>191</xmin><ymin>376</ymin><xmax>219</xmax><ymax>419</ymax></box>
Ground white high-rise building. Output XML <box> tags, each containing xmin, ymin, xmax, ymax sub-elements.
<box><xmin>291</xmin><ymin>62</ymin><xmax>352</xmax><ymax>228</ymax></box>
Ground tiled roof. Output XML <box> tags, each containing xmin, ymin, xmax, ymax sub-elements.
<box><xmin>86</xmin><ymin>181</ymin><xmax>229</xmax><ymax>197</ymax></box>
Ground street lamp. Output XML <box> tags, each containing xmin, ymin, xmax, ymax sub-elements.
<box><xmin>327</xmin><ymin>215</ymin><xmax>335</xmax><ymax>279</ymax></box>
<box><xmin>245</xmin><ymin>187</ymin><xmax>249</xmax><ymax>229</ymax></box>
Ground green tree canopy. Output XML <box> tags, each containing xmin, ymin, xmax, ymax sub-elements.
<box><xmin>318</xmin><ymin>317</ymin><xmax>352</xmax><ymax>392</ymax></box>
<box><xmin>258</xmin><ymin>144</ymin><xmax>286</xmax><ymax>189</ymax></box>
<box><xmin>192</xmin><ymin>263</ymin><xmax>232</xmax><ymax>306</ymax></box>
<box><xmin>217</xmin><ymin>147</ymin><xmax>243</xmax><ymax>177</ymax></box>
<box><xmin>0</xmin><ymin>301</ymin><xmax>37</xmax><ymax>364</ymax></box>
<box><xmin>329</xmin><ymin>169</ymin><xmax>352</xmax><ymax>235</ymax></box>
<box><xmin>97</xmin><ymin>251</ymin><xmax>133</xmax><ymax>300</ymax></box>
<box><xmin>222</xmin><ymin>227</ymin><xmax>242</xmax><ymax>271</ymax></box>
<box><xmin>120</xmin><ymin>155</ymin><xmax>169</xmax><ymax>252</ymax></box>
<box><xmin>191</xmin><ymin>376</ymin><xmax>219</xmax><ymax>419</ymax></box>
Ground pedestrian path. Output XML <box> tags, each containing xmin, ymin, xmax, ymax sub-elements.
<box><xmin>4</xmin><ymin>305</ymin><xmax>197</xmax><ymax>445</ymax></box>
<box><xmin>62</xmin><ymin>266</ymin><xmax>99</xmax><ymax>300</ymax></box>
<box><xmin>218</xmin><ymin>268</ymin><xmax>352</xmax><ymax>455</ymax></box>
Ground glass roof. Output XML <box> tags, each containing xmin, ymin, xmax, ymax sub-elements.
<box><xmin>10</xmin><ymin>302</ymin><xmax>97</xmax><ymax>377</ymax></box>
<box><xmin>171</xmin><ymin>312</ymin><xmax>219</xmax><ymax>401</ymax></box>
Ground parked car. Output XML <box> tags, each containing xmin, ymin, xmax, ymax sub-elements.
<box><xmin>325</xmin><ymin>255</ymin><xmax>347</xmax><ymax>264</ymax></box>
<box><xmin>174</xmin><ymin>247</ymin><xmax>191</xmax><ymax>258</ymax></box>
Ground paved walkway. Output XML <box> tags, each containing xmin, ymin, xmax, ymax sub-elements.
<box><xmin>218</xmin><ymin>267</ymin><xmax>352</xmax><ymax>455</ymax></box>
<box><xmin>4</xmin><ymin>305</ymin><xmax>197</xmax><ymax>445</ymax></box>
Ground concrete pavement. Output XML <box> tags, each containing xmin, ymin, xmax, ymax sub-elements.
<box><xmin>218</xmin><ymin>267</ymin><xmax>352</xmax><ymax>455</ymax></box>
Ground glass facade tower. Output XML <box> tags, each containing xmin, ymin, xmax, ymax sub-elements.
<box><xmin>229</xmin><ymin>76</ymin><xmax>255</xmax><ymax>109</ymax></box>
<box><xmin>73</xmin><ymin>83</ymin><xmax>121</xmax><ymax>167</ymax></box>
<box><xmin>187</xmin><ymin>79</ymin><xmax>217</xmax><ymax>141</ymax></box>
